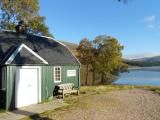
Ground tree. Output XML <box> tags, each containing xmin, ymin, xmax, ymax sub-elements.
<box><xmin>77</xmin><ymin>35</ymin><xmax>128</xmax><ymax>85</ymax></box>
<box><xmin>93</xmin><ymin>35</ymin><xmax>125</xmax><ymax>83</ymax></box>
<box><xmin>0</xmin><ymin>0</ymin><xmax>52</xmax><ymax>37</ymax></box>
<box><xmin>77</xmin><ymin>38</ymin><xmax>93</xmax><ymax>85</ymax></box>
<box><xmin>90</xmin><ymin>41</ymin><xmax>99</xmax><ymax>85</ymax></box>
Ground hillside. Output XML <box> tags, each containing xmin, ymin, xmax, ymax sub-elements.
<box><xmin>133</xmin><ymin>56</ymin><xmax>160</xmax><ymax>62</ymax></box>
<box><xmin>124</xmin><ymin>56</ymin><xmax>160</xmax><ymax>67</ymax></box>
<box><xmin>60</xmin><ymin>41</ymin><xmax>78</xmax><ymax>56</ymax></box>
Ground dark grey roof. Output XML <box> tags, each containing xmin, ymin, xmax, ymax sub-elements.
<box><xmin>11</xmin><ymin>46</ymin><xmax>47</xmax><ymax>64</ymax></box>
<box><xmin>0</xmin><ymin>31</ymin><xmax>80</xmax><ymax>65</ymax></box>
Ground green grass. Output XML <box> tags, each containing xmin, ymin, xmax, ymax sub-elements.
<box><xmin>80</xmin><ymin>85</ymin><xmax>135</xmax><ymax>94</ymax></box>
<box><xmin>21</xmin><ymin>102</ymin><xmax>71</xmax><ymax>120</ymax></box>
<box><xmin>80</xmin><ymin>84</ymin><xmax>160</xmax><ymax>95</ymax></box>
<box><xmin>0</xmin><ymin>109</ymin><xmax>7</xmax><ymax>113</ymax></box>
<box><xmin>135</xmin><ymin>85</ymin><xmax>160</xmax><ymax>94</ymax></box>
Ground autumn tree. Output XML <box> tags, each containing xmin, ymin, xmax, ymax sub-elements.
<box><xmin>0</xmin><ymin>0</ymin><xmax>52</xmax><ymax>37</ymax></box>
<box><xmin>77</xmin><ymin>35</ymin><xmax>128</xmax><ymax>85</ymax></box>
<box><xmin>76</xmin><ymin>38</ymin><xmax>93</xmax><ymax>85</ymax></box>
<box><xmin>90</xmin><ymin>41</ymin><xmax>99</xmax><ymax>85</ymax></box>
<box><xmin>93</xmin><ymin>35</ymin><xmax>126</xmax><ymax>84</ymax></box>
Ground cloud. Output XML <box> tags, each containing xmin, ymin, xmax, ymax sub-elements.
<box><xmin>142</xmin><ymin>15</ymin><xmax>159</xmax><ymax>29</ymax></box>
<box><xmin>147</xmin><ymin>24</ymin><xmax>155</xmax><ymax>28</ymax></box>
<box><xmin>144</xmin><ymin>16</ymin><xmax>156</xmax><ymax>23</ymax></box>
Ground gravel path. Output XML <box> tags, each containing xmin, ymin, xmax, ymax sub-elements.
<box><xmin>48</xmin><ymin>89</ymin><xmax>160</xmax><ymax>120</ymax></box>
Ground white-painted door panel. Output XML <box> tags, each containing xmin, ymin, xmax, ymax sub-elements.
<box><xmin>16</xmin><ymin>68</ymin><xmax>38</xmax><ymax>108</ymax></box>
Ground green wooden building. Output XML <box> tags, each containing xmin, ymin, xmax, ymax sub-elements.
<box><xmin>0</xmin><ymin>30</ymin><xmax>80</xmax><ymax>110</ymax></box>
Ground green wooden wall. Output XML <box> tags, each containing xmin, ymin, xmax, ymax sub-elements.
<box><xmin>5</xmin><ymin>65</ymin><xmax>80</xmax><ymax>109</ymax></box>
<box><xmin>41</xmin><ymin>65</ymin><xmax>80</xmax><ymax>101</ymax></box>
<box><xmin>6</xmin><ymin>66</ymin><xmax>16</xmax><ymax>110</ymax></box>
<box><xmin>41</xmin><ymin>66</ymin><xmax>54</xmax><ymax>101</ymax></box>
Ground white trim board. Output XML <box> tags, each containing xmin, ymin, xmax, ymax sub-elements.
<box><xmin>40</xmin><ymin>35</ymin><xmax>66</xmax><ymax>47</ymax></box>
<box><xmin>5</xmin><ymin>43</ymin><xmax>48</xmax><ymax>64</ymax></box>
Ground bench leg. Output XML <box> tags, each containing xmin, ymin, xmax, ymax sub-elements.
<box><xmin>77</xmin><ymin>90</ymin><xmax>79</xmax><ymax>95</ymax></box>
<box><xmin>62</xmin><ymin>93</ymin><xmax>64</xmax><ymax>99</ymax></box>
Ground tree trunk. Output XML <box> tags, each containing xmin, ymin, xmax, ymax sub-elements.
<box><xmin>92</xmin><ymin>69</ymin><xmax>95</xmax><ymax>85</ymax></box>
<box><xmin>85</xmin><ymin>65</ymin><xmax>89</xmax><ymax>85</ymax></box>
<box><xmin>101</xmin><ymin>74</ymin><xmax>104</xmax><ymax>83</ymax></box>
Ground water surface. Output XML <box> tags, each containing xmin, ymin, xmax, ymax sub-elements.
<box><xmin>114</xmin><ymin>69</ymin><xmax>160</xmax><ymax>86</ymax></box>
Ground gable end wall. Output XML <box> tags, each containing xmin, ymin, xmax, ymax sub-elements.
<box><xmin>4</xmin><ymin>65</ymin><xmax>80</xmax><ymax>110</ymax></box>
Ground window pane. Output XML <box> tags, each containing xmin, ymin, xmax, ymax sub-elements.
<box><xmin>56</xmin><ymin>78</ymin><xmax>60</xmax><ymax>81</ymax></box>
<box><xmin>54</xmin><ymin>67</ymin><xmax>61</xmax><ymax>82</ymax></box>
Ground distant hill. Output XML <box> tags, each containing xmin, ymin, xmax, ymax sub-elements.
<box><xmin>61</xmin><ymin>41</ymin><xmax>160</xmax><ymax>67</ymax></box>
<box><xmin>124</xmin><ymin>56</ymin><xmax>160</xmax><ymax>67</ymax></box>
<box><xmin>132</xmin><ymin>56</ymin><xmax>160</xmax><ymax>62</ymax></box>
<box><xmin>60</xmin><ymin>41</ymin><xmax>78</xmax><ymax>56</ymax></box>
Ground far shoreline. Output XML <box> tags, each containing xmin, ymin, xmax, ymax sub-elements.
<box><xmin>128</xmin><ymin>66</ymin><xmax>160</xmax><ymax>71</ymax></box>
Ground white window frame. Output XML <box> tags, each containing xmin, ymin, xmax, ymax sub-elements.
<box><xmin>54</xmin><ymin>66</ymin><xmax>61</xmax><ymax>83</ymax></box>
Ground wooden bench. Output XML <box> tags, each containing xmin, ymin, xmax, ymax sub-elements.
<box><xmin>57</xmin><ymin>83</ymin><xmax>79</xmax><ymax>99</ymax></box>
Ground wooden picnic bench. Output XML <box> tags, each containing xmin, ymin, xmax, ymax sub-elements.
<box><xmin>57</xmin><ymin>83</ymin><xmax>79</xmax><ymax>99</ymax></box>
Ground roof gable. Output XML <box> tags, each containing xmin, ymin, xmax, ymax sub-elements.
<box><xmin>5</xmin><ymin>44</ymin><xmax>48</xmax><ymax>65</ymax></box>
<box><xmin>0</xmin><ymin>31</ymin><xmax>80</xmax><ymax>65</ymax></box>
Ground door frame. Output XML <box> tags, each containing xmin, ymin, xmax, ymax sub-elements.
<box><xmin>15</xmin><ymin>66</ymin><xmax>41</xmax><ymax>108</ymax></box>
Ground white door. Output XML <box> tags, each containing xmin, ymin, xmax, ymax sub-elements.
<box><xmin>15</xmin><ymin>67</ymin><xmax>40</xmax><ymax>108</ymax></box>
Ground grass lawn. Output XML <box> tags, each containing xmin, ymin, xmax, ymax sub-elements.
<box><xmin>0</xmin><ymin>109</ymin><xmax>6</xmax><ymax>113</ymax></box>
<box><xmin>21</xmin><ymin>85</ymin><xmax>160</xmax><ymax>120</ymax></box>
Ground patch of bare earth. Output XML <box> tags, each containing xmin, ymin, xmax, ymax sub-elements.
<box><xmin>48</xmin><ymin>89</ymin><xmax>160</xmax><ymax>120</ymax></box>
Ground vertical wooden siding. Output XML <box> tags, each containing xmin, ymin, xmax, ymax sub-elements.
<box><xmin>5</xmin><ymin>65</ymin><xmax>80</xmax><ymax>109</ymax></box>
<box><xmin>41</xmin><ymin>65</ymin><xmax>80</xmax><ymax>101</ymax></box>
<box><xmin>53</xmin><ymin>66</ymin><xmax>80</xmax><ymax>88</ymax></box>
<box><xmin>41</xmin><ymin>66</ymin><xmax>54</xmax><ymax>101</ymax></box>
<box><xmin>6</xmin><ymin>66</ymin><xmax>16</xmax><ymax>110</ymax></box>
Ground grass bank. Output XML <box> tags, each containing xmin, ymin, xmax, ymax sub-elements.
<box><xmin>135</xmin><ymin>85</ymin><xmax>160</xmax><ymax>94</ymax></box>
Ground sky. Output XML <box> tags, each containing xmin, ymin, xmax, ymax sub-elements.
<box><xmin>39</xmin><ymin>0</ymin><xmax>160</xmax><ymax>59</ymax></box>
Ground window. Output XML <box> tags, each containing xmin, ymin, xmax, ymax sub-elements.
<box><xmin>54</xmin><ymin>66</ymin><xmax>61</xmax><ymax>83</ymax></box>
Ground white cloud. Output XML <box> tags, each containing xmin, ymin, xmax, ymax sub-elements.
<box><xmin>144</xmin><ymin>16</ymin><xmax>156</xmax><ymax>23</ymax></box>
<box><xmin>142</xmin><ymin>15</ymin><xmax>159</xmax><ymax>29</ymax></box>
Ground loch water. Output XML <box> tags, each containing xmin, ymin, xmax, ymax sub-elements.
<box><xmin>114</xmin><ymin>68</ymin><xmax>160</xmax><ymax>86</ymax></box>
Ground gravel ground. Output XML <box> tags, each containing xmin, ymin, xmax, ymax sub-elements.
<box><xmin>47</xmin><ymin>89</ymin><xmax>160</xmax><ymax>120</ymax></box>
